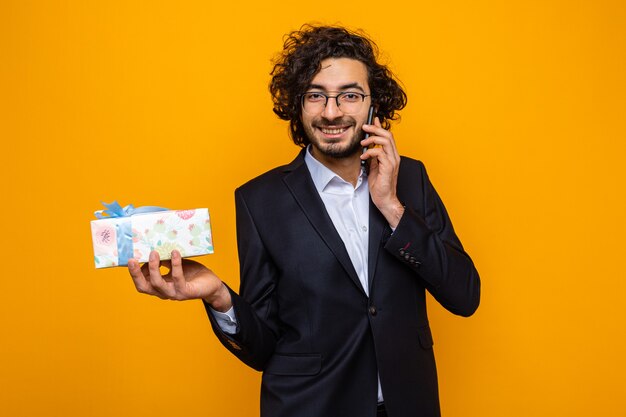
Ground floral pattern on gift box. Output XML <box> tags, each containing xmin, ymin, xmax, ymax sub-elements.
<box><xmin>94</xmin><ymin>254</ymin><xmax>118</xmax><ymax>268</ymax></box>
<box><xmin>93</xmin><ymin>224</ymin><xmax>116</xmax><ymax>248</ymax></box>
<box><xmin>91</xmin><ymin>218</ymin><xmax>126</xmax><ymax>268</ymax></box>
<box><xmin>153</xmin><ymin>241</ymin><xmax>185</xmax><ymax>259</ymax></box>
<box><xmin>131</xmin><ymin>208</ymin><xmax>213</xmax><ymax>263</ymax></box>
<box><xmin>176</xmin><ymin>209</ymin><xmax>195</xmax><ymax>220</ymax></box>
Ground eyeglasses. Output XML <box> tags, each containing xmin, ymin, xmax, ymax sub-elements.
<box><xmin>300</xmin><ymin>92</ymin><xmax>371</xmax><ymax>115</ymax></box>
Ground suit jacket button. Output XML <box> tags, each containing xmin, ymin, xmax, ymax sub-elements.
<box><xmin>369</xmin><ymin>305</ymin><xmax>377</xmax><ymax>316</ymax></box>
<box><xmin>399</xmin><ymin>249</ymin><xmax>405</xmax><ymax>256</ymax></box>
<box><xmin>404</xmin><ymin>253</ymin><xmax>411</xmax><ymax>261</ymax></box>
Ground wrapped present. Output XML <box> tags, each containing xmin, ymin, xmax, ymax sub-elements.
<box><xmin>91</xmin><ymin>201</ymin><xmax>213</xmax><ymax>269</ymax></box>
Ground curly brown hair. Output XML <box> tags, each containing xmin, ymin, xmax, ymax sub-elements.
<box><xmin>269</xmin><ymin>24</ymin><xmax>408</xmax><ymax>147</ymax></box>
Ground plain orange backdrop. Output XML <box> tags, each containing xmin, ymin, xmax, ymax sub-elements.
<box><xmin>1</xmin><ymin>1</ymin><xmax>625</xmax><ymax>416</ymax></box>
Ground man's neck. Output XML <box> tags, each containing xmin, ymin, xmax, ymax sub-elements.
<box><xmin>309</xmin><ymin>147</ymin><xmax>362</xmax><ymax>187</ymax></box>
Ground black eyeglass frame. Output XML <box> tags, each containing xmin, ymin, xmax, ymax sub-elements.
<box><xmin>300</xmin><ymin>92</ymin><xmax>372</xmax><ymax>114</ymax></box>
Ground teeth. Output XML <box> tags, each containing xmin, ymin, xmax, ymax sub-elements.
<box><xmin>321</xmin><ymin>127</ymin><xmax>347</xmax><ymax>134</ymax></box>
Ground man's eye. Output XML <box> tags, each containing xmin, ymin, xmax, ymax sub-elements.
<box><xmin>305</xmin><ymin>93</ymin><xmax>325</xmax><ymax>102</ymax></box>
<box><xmin>340</xmin><ymin>93</ymin><xmax>361</xmax><ymax>102</ymax></box>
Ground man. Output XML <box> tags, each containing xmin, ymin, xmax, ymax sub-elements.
<box><xmin>128</xmin><ymin>25</ymin><xmax>480</xmax><ymax>417</ymax></box>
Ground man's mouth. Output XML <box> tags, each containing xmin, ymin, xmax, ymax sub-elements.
<box><xmin>318</xmin><ymin>126</ymin><xmax>350</xmax><ymax>136</ymax></box>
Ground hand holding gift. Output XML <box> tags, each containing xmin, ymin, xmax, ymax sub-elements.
<box><xmin>127</xmin><ymin>250</ymin><xmax>232</xmax><ymax>312</ymax></box>
<box><xmin>91</xmin><ymin>201</ymin><xmax>231</xmax><ymax>310</ymax></box>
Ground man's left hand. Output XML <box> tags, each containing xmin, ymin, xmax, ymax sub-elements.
<box><xmin>361</xmin><ymin>117</ymin><xmax>405</xmax><ymax>228</ymax></box>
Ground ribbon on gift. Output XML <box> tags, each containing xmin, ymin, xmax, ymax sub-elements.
<box><xmin>94</xmin><ymin>201</ymin><xmax>168</xmax><ymax>266</ymax></box>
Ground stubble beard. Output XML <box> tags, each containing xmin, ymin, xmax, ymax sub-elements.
<box><xmin>305</xmin><ymin>117</ymin><xmax>365</xmax><ymax>159</ymax></box>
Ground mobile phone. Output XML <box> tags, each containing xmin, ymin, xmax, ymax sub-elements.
<box><xmin>361</xmin><ymin>105</ymin><xmax>375</xmax><ymax>173</ymax></box>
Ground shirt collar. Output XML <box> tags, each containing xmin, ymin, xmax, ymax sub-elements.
<box><xmin>304</xmin><ymin>145</ymin><xmax>366</xmax><ymax>193</ymax></box>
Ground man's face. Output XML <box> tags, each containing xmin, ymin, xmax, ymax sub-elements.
<box><xmin>301</xmin><ymin>57</ymin><xmax>371</xmax><ymax>160</ymax></box>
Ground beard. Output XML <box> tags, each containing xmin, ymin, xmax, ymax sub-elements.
<box><xmin>303</xmin><ymin>116</ymin><xmax>365</xmax><ymax>159</ymax></box>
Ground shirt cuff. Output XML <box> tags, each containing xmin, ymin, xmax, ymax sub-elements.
<box><xmin>209</xmin><ymin>306</ymin><xmax>239</xmax><ymax>334</ymax></box>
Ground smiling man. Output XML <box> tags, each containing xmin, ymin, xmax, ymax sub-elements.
<box><xmin>301</xmin><ymin>59</ymin><xmax>371</xmax><ymax>159</ymax></box>
<box><xmin>128</xmin><ymin>25</ymin><xmax>481</xmax><ymax>417</ymax></box>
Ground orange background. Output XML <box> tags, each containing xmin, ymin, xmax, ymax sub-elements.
<box><xmin>1</xmin><ymin>1</ymin><xmax>625</xmax><ymax>416</ymax></box>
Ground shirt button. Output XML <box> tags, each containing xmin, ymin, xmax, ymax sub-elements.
<box><xmin>369</xmin><ymin>305</ymin><xmax>377</xmax><ymax>316</ymax></box>
<box><xmin>362</xmin><ymin>225</ymin><xmax>367</xmax><ymax>232</ymax></box>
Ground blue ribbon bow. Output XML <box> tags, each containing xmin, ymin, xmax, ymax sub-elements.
<box><xmin>94</xmin><ymin>201</ymin><xmax>168</xmax><ymax>219</ymax></box>
<box><xmin>94</xmin><ymin>201</ymin><xmax>168</xmax><ymax>266</ymax></box>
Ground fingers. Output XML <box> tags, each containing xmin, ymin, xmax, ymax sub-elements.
<box><xmin>362</xmin><ymin>147</ymin><xmax>396</xmax><ymax>176</ymax></box>
<box><xmin>361</xmin><ymin>117</ymin><xmax>400</xmax><ymax>164</ymax></box>
<box><xmin>360</xmin><ymin>139</ymin><xmax>399</xmax><ymax>171</ymax></box>
<box><xmin>170</xmin><ymin>250</ymin><xmax>186</xmax><ymax>295</ymax></box>
<box><xmin>147</xmin><ymin>250</ymin><xmax>162</xmax><ymax>281</ymax></box>
<box><xmin>128</xmin><ymin>258</ymin><xmax>152</xmax><ymax>295</ymax></box>
<box><xmin>128</xmin><ymin>251</ymin><xmax>177</xmax><ymax>299</ymax></box>
<box><xmin>153</xmin><ymin>252</ymin><xmax>180</xmax><ymax>299</ymax></box>
<box><xmin>127</xmin><ymin>250</ymin><xmax>217</xmax><ymax>302</ymax></box>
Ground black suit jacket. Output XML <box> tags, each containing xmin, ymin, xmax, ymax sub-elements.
<box><xmin>205</xmin><ymin>150</ymin><xmax>480</xmax><ymax>417</ymax></box>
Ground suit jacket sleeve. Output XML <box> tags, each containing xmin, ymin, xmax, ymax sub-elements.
<box><xmin>203</xmin><ymin>187</ymin><xmax>278</xmax><ymax>371</ymax></box>
<box><xmin>385</xmin><ymin>159</ymin><xmax>481</xmax><ymax>317</ymax></box>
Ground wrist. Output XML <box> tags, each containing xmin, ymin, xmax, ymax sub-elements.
<box><xmin>380</xmin><ymin>199</ymin><xmax>405</xmax><ymax>229</ymax></box>
<box><xmin>203</xmin><ymin>283</ymin><xmax>232</xmax><ymax>313</ymax></box>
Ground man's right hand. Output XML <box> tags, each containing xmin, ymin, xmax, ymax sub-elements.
<box><xmin>127</xmin><ymin>250</ymin><xmax>233</xmax><ymax>312</ymax></box>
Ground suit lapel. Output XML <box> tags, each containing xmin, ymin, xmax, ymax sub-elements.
<box><xmin>367</xmin><ymin>198</ymin><xmax>387</xmax><ymax>292</ymax></box>
<box><xmin>282</xmin><ymin>151</ymin><xmax>366</xmax><ymax>296</ymax></box>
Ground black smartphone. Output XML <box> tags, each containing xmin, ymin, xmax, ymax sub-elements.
<box><xmin>361</xmin><ymin>105</ymin><xmax>376</xmax><ymax>173</ymax></box>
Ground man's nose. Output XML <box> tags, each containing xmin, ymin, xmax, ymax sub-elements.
<box><xmin>321</xmin><ymin>97</ymin><xmax>344</xmax><ymax>120</ymax></box>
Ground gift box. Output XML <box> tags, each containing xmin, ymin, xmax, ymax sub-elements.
<box><xmin>91</xmin><ymin>201</ymin><xmax>214</xmax><ymax>268</ymax></box>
